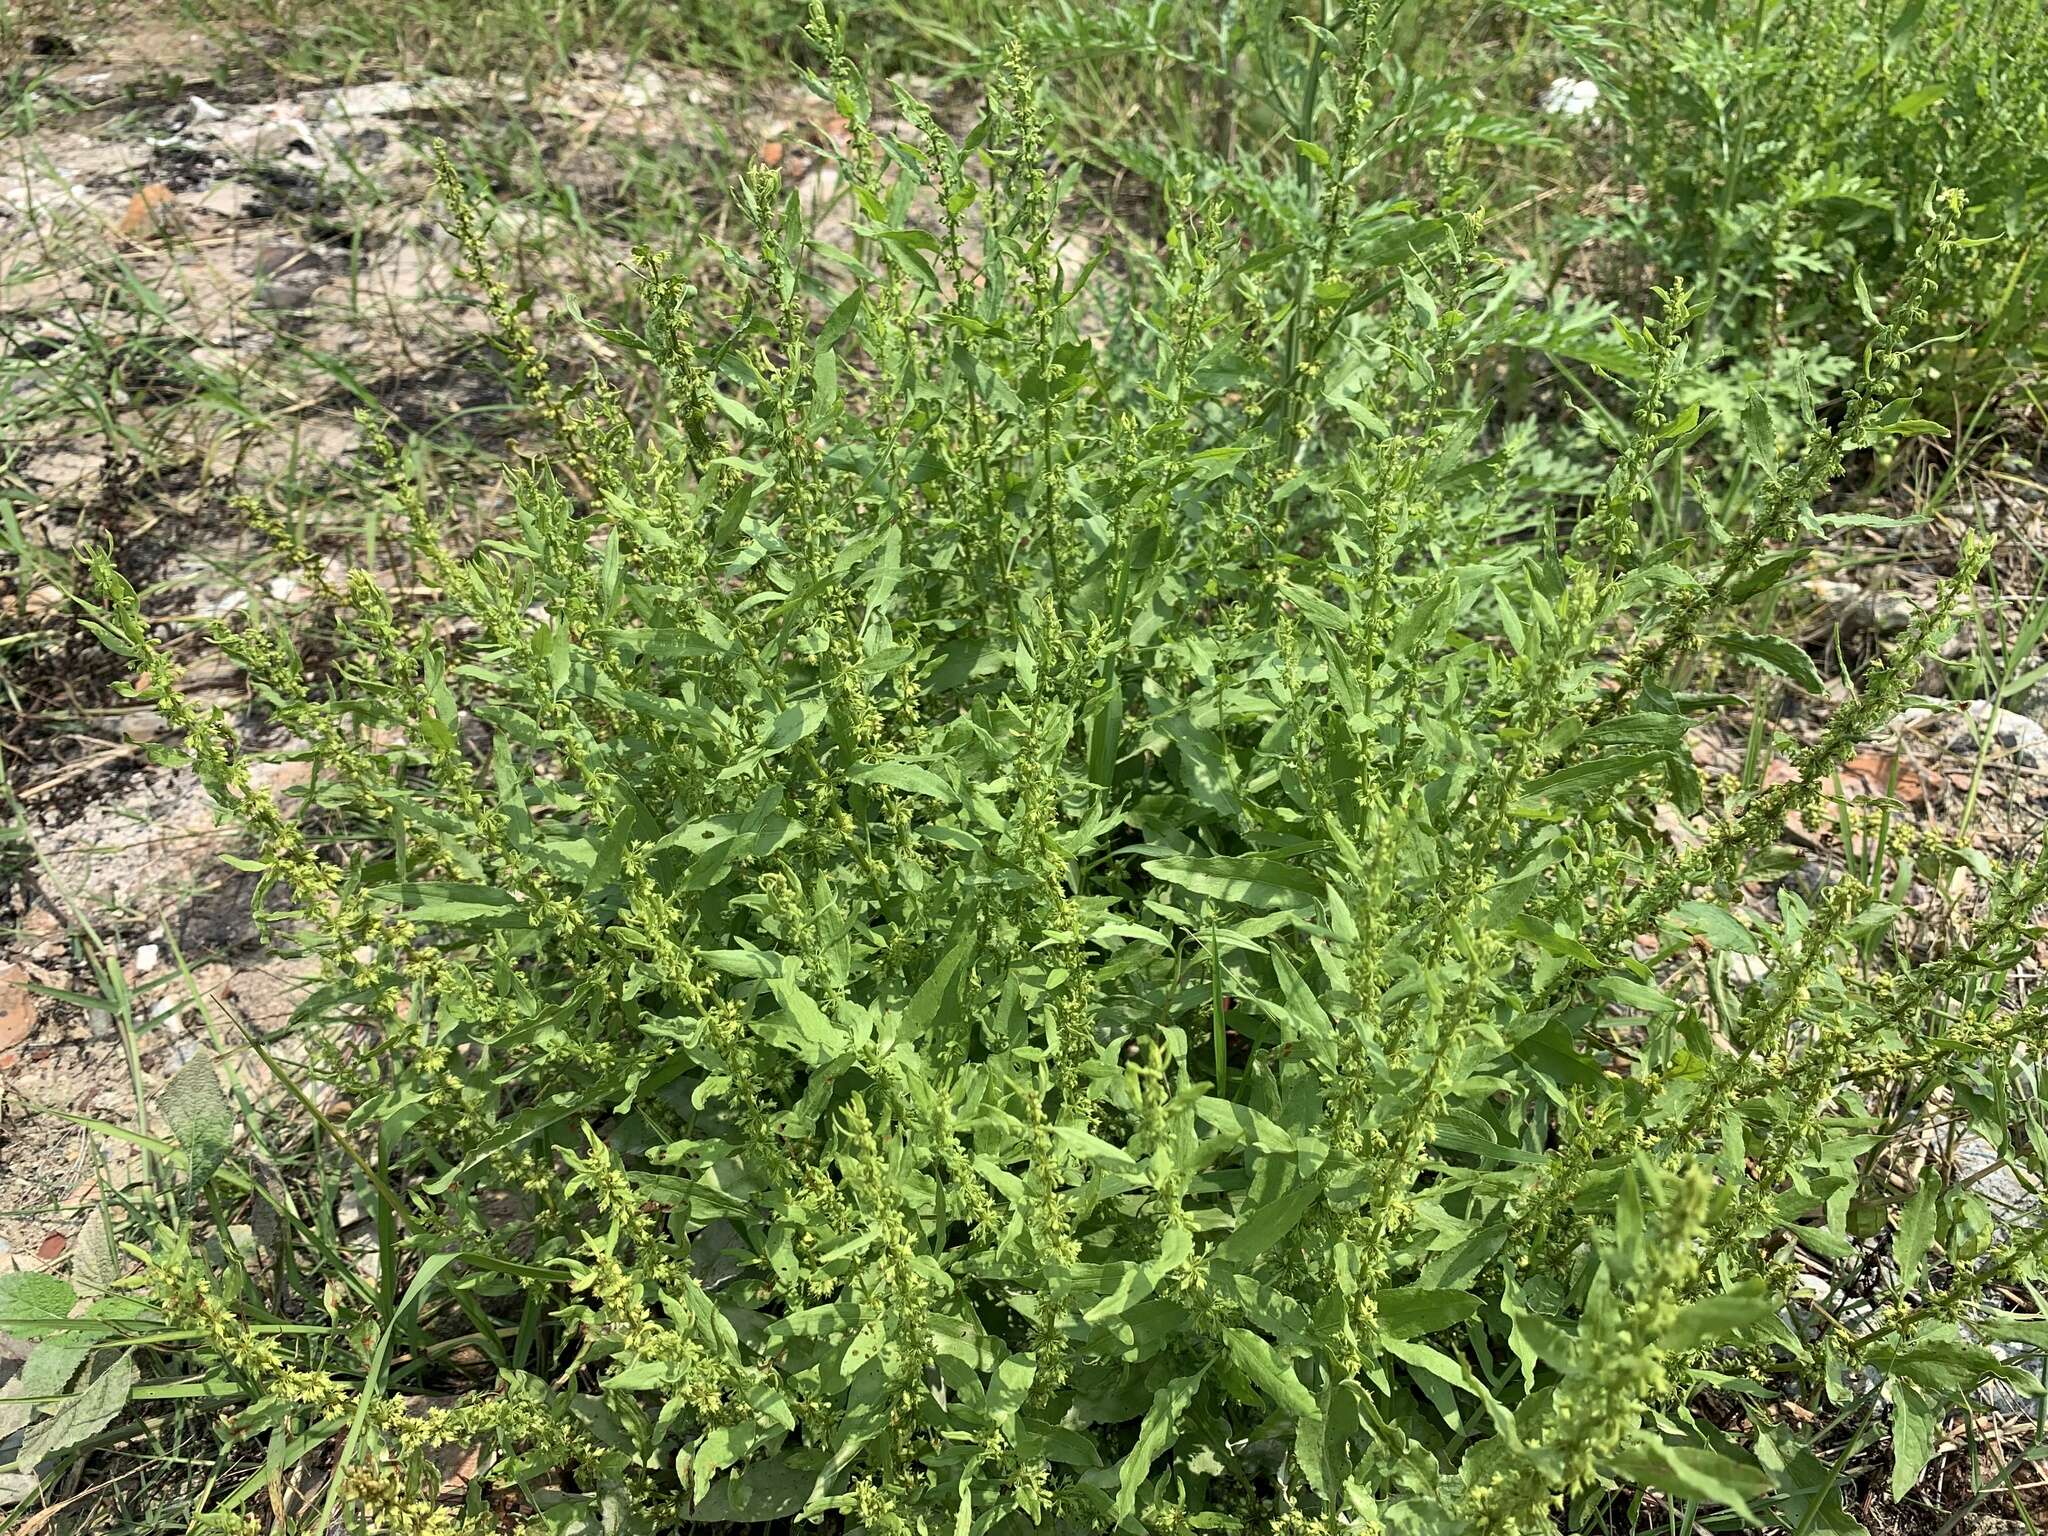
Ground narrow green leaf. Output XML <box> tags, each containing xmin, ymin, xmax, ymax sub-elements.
<box><xmin>1896</xmin><ymin>1175</ymin><xmax>1937</xmax><ymax>1291</ymax></box>
<box><xmin>1114</xmin><ymin>1366</ymin><xmax>1210</xmax><ymax>1518</ymax></box>
<box><xmin>1225</xmin><ymin>1328</ymin><xmax>1319</xmax><ymax>1420</ymax></box>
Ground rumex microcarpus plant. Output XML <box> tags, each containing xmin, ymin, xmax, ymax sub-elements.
<box><xmin>32</xmin><ymin>6</ymin><xmax>2048</xmax><ymax>1533</ymax></box>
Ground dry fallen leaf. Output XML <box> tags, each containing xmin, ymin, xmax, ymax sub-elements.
<box><xmin>2</xmin><ymin>1487</ymin><xmax>94</xmax><ymax>1536</ymax></box>
<box><xmin>400</xmin><ymin>1396</ymin><xmax>486</xmax><ymax>1491</ymax></box>
<box><xmin>1836</xmin><ymin>749</ymin><xmax>1927</xmax><ymax>804</ymax></box>
<box><xmin>115</xmin><ymin>182</ymin><xmax>180</xmax><ymax>239</ymax></box>
<box><xmin>0</xmin><ymin>964</ymin><xmax>34</xmax><ymax>1053</ymax></box>
<box><xmin>435</xmin><ymin>1439</ymin><xmax>483</xmax><ymax>1493</ymax></box>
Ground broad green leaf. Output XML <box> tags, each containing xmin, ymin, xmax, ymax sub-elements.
<box><xmin>377</xmin><ymin>881</ymin><xmax>527</xmax><ymax>925</ymax></box>
<box><xmin>1156</xmin><ymin>714</ymin><xmax>1239</xmax><ymax>818</ymax></box>
<box><xmin>1866</xmin><ymin>1336</ymin><xmax>2024</xmax><ymax>1394</ymax></box>
<box><xmin>0</xmin><ymin>1338</ymin><xmax>87</xmax><ymax>1441</ymax></box>
<box><xmin>1143</xmin><ymin>855</ymin><xmax>1321</xmax><ymax>912</ymax></box>
<box><xmin>1594</xmin><ymin>973</ymin><xmax>1679</xmax><ymax>1014</ymax></box>
<box><xmin>21</xmin><ymin>1350</ymin><xmax>138</xmax><ymax>1467</ymax></box>
<box><xmin>1889</xmin><ymin>1382</ymin><xmax>1935</xmax><ymax>1500</ymax></box>
<box><xmin>1082</xmin><ymin>1226</ymin><xmax>1192</xmax><ymax>1325</ymax></box>
<box><xmin>1219</xmin><ymin>1178</ymin><xmax>1322</xmax><ymax>1265</ymax></box>
<box><xmin>1741</xmin><ymin>393</ymin><xmax>1775</xmax><ymax>462</ymax></box>
<box><xmin>1716</xmin><ymin>631</ymin><xmax>1824</xmax><ymax>693</ymax></box>
<box><xmin>1668</xmin><ymin>900</ymin><xmax>1759</xmax><ymax>955</ymax></box>
<box><xmin>1890</xmin><ymin>86</ymin><xmax>1945</xmax><ymax>119</ymax></box>
<box><xmin>1584</xmin><ymin>712</ymin><xmax>1689</xmax><ymax>750</ymax></box>
<box><xmin>1380</xmin><ymin>1336</ymin><xmax>1479</xmax><ymax>1398</ymax></box>
<box><xmin>902</xmin><ymin>917</ymin><xmax>977</xmax><ymax>1037</ymax></box>
<box><xmin>761</xmin><ymin>977</ymin><xmax>849</xmax><ymax>1065</ymax></box>
<box><xmin>1431</xmin><ymin>1108</ymin><xmax>1542</xmax><ymax>1166</ymax></box>
<box><xmin>160</xmin><ymin>1059</ymin><xmax>235</xmax><ymax>1187</ymax></box>
<box><xmin>1896</xmin><ymin>1175</ymin><xmax>1937</xmax><ymax>1291</ymax></box>
<box><xmin>1526</xmin><ymin>752</ymin><xmax>1664</xmax><ymax>801</ymax></box>
<box><xmin>0</xmin><ymin>1273</ymin><xmax>76</xmax><ymax>1339</ymax></box>
<box><xmin>1194</xmin><ymin>1097</ymin><xmax>1298</xmax><ymax>1154</ymax></box>
<box><xmin>683</xmin><ymin>1455</ymin><xmax>815</xmax><ymax>1523</ymax></box>
<box><xmin>1608</xmin><ymin>1437</ymin><xmax>1770</xmax><ymax>1522</ymax></box>
<box><xmin>1754</xmin><ymin>1427</ymin><xmax>1871</xmax><ymax>1536</ymax></box>
<box><xmin>1661</xmin><ymin>1282</ymin><xmax>1778</xmax><ymax>1350</ymax></box>
<box><xmin>849</xmin><ymin>761</ymin><xmax>955</xmax><ymax>802</ymax></box>
<box><xmin>1869</xmin><ymin>398</ymin><xmax>1947</xmax><ymax>436</ymax></box>
<box><xmin>984</xmin><ymin>1354</ymin><xmax>1035</xmax><ymax>1422</ymax></box>
<box><xmin>1374</xmin><ymin>1286</ymin><xmax>1481</xmax><ymax>1340</ymax></box>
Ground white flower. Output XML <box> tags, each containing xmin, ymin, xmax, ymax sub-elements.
<box><xmin>1540</xmin><ymin>76</ymin><xmax>1600</xmax><ymax>119</ymax></box>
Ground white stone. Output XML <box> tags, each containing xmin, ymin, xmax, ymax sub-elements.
<box><xmin>1540</xmin><ymin>77</ymin><xmax>1600</xmax><ymax>118</ymax></box>
<box><xmin>1951</xmin><ymin>700</ymin><xmax>2048</xmax><ymax>769</ymax></box>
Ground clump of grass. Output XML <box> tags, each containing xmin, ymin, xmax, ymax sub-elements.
<box><xmin>13</xmin><ymin>6</ymin><xmax>2048</xmax><ymax>1534</ymax></box>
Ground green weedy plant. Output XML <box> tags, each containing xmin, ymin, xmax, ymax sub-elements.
<box><xmin>20</xmin><ymin>5</ymin><xmax>2048</xmax><ymax>1533</ymax></box>
<box><xmin>1554</xmin><ymin>0</ymin><xmax>2048</xmax><ymax>435</ymax></box>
